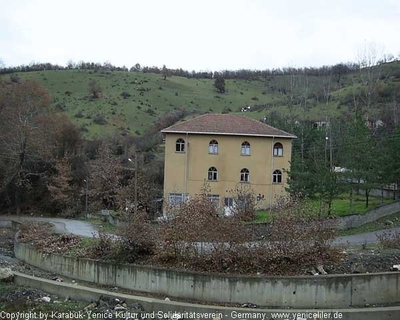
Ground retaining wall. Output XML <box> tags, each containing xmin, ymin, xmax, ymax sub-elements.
<box><xmin>334</xmin><ymin>200</ymin><xmax>400</xmax><ymax>229</ymax></box>
<box><xmin>14</xmin><ymin>240</ymin><xmax>400</xmax><ymax>309</ymax></box>
<box><xmin>13</xmin><ymin>272</ymin><xmax>400</xmax><ymax>320</ymax></box>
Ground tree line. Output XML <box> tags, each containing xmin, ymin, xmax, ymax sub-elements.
<box><xmin>0</xmin><ymin>59</ymin><xmax>374</xmax><ymax>81</ymax></box>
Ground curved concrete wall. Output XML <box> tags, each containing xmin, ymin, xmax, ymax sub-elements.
<box><xmin>13</xmin><ymin>272</ymin><xmax>400</xmax><ymax>320</ymax></box>
<box><xmin>14</xmin><ymin>241</ymin><xmax>400</xmax><ymax>308</ymax></box>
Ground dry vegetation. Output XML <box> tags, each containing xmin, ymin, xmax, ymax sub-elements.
<box><xmin>377</xmin><ymin>230</ymin><xmax>400</xmax><ymax>249</ymax></box>
<box><xmin>18</xmin><ymin>193</ymin><xmax>343</xmax><ymax>276</ymax></box>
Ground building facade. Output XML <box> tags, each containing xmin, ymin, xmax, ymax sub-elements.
<box><xmin>161</xmin><ymin>114</ymin><xmax>296</xmax><ymax>214</ymax></box>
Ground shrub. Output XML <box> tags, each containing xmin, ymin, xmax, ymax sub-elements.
<box><xmin>121</xmin><ymin>91</ymin><xmax>131</xmax><ymax>99</ymax></box>
<box><xmin>377</xmin><ymin>231</ymin><xmax>400</xmax><ymax>248</ymax></box>
<box><xmin>88</xmin><ymin>80</ymin><xmax>102</xmax><ymax>99</ymax></box>
<box><xmin>222</xmin><ymin>106</ymin><xmax>232</xmax><ymax>114</ymax></box>
<box><xmin>75</xmin><ymin>110</ymin><xmax>84</xmax><ymax>118</ymax></box>
<box><xmin>117</xmin><ymin>212</ymin><xmax>158</xmax><ymax>262</ymax></box>
<box><xmin>145</xmin><ymin>108</ymin><xmax>156</xmax><ymax>116</ymax></box>
<box><xmin>93</xmin><ymin>115</ymin><xmax>107</xmax><ymax>125</ymax></box>
<box><xmin>152</xmin><ymin>194</ymin><xmax>342</xmax><ymax>275</ymax></box>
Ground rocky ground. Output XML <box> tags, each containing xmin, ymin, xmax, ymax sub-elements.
<box><xmin>0</xmin><ymin>282</ymin><xmax>145</xmax><ymax>319</ymax></box>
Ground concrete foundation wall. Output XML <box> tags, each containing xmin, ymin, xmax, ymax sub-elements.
<box><xmin>14</xmin><ymin>241</ymin><xmax>400</xmax><ymax>309</ymax></box>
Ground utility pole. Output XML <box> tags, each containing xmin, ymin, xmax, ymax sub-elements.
<box><xmin>84</xmin><ymin>178</ymin><xmax>88</xmax><ymax>218</ymax></box>
<box><xmin>135</xmin><ymin>151</ymin><xmax>138</xmax><ymax>211</ymax></box>
<box><xmin>329</xmin><ymin>124</ymin><xmax>333</xmax><ymax>169</ymax></box>
<box><xmin>128</xmin><ymin>152</ymin><xmax>139</xmax><ymax>212</ymax></box>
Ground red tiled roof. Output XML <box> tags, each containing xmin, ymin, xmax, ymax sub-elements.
<box><xmin>161</xmin><ymin>114</ymin><xmax>296</xmax><ymax>138</ymax></box>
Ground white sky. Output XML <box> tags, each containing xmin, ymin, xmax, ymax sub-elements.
<box><xmin>1</xmin><ymin>0</ymin><xmax>400</xmax><ymax>71</ymax></box>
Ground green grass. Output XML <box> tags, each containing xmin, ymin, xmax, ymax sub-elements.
<box><xmin>254</xmin><ymin>194</ymin><xmax>394</xmax><ymax>223</ymax></box>
<box><xmin>309</xmin><ymin>194</ymin><xmax>393</xmax><ymax>217</ymax></box>
<box><xmin>66</xmin><ymin>236</ymin><xmax>96</xmax><ymax>255</ymax></box>
<box><xmin>254</xmin><ymin>210</ymin><xmax>273</xmax><ymax>223</ymax></box>
<box><xmin>0</xmin><ymin>60</ymin><xmax>398</xmax><ymax>140</ymax></box>
<box><xmin>3</xmin><ymin>62</ymin><xmax>399</xmax><ymax>139</ymax></box>
<box><xmin>1</xmin><ymin>70</ymin><xmax>278</xmax><ymax>139</ymax></box>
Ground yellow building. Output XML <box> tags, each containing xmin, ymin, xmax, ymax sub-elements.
<box><xmin>161</xmin><ymin>114</ymin><xmax>296</xmax><ymax>214</ymax></box>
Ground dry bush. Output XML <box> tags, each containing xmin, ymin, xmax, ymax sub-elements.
<box><xmin>35</xmin><ymin>234</ymin><xmax>82</xmax><ymax>255</ymax></box>
<box><xmin>153</xmin><ymin>192</ymin><xmax>250</xmax><ymax>271</ymax></box>
<box><xmin>19</xmin><ymin>222</ymin><xmax>82</xmax><ymax>255</ymax></box>
<box><xmin>151</xmin><ymin>194</ymin><xmax>342</xmax><ymax>275</ymax></box>
<box><xmin>263</xmin><ymin>196</ymin><xmax>343</xmax><ymax>274</ymax></box>
<box><xmin>18</xmin><ymin>222</ymin><xmax>53</xmax><ymax>243</ymax></box>
<box><xmin>116</xmin><ymin>211</ymin><xmax>159</xmax><ymax>263</ymax></box>
<box><xmin>228</xmin><ymin>183</ymin><xmax>258</xmax><ymax>221</ymax></box>
<box><xmin>84</xmin><ymin>230</ymin><xmax>118</xmax><ymax>260</ymax></box>
<box><xmin>377</xmin><ymin>231</ymin><xmax>400</xmax><ymax>249</ymax></box>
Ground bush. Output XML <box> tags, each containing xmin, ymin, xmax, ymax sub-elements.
<box><xmin>29</xmin><ymin>196</ymin><xmax>342</xmax><ymax>276</ymax></box>
<box><xmin>93</xmin><ymin>115</ymin><xmax>107</xmax><ymax>125</ymax></box>
<box><xmin>121</xmin><ymin>91</ymin><xmax>131</xmax><ymax>99</ymax></box>
<box><xmin>152</xmin><ymin>194</ymin><xmax>342</xmax><ymax>275</ymax></box>
<box><xmin>377</xmin><ymin>231</ymin><xmax>400</xmax><ymax>248</ymax></box>
<box><xmin>75</xmin><ymin>110</ymin><xmax>84</xmax><ymax>118</ymax></box>
<box><xmin>145</xmin><ymin>108</ymin><xmax>156</xmax><ymax>116</ymax></box>
<box><xmin>118</xmin><ymin>212</ymin><xmax>158</xmax><ymax>259</ymax></box>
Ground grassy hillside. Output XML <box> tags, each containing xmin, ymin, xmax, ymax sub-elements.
<box><xmin>2</xmin><ymin>60</ymin><xmax>400</xmax><ymax>139</ymax></box>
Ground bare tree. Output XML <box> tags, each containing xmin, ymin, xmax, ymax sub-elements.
<box><xmin>0</xmin><ymin>80</ymin><xmax>52</xmax><ymax>214</ymax></box>
<box><xmin>88</xmin><ymin>80</ymin><xmax>102</xmax><ymax>99</ymax></box>
<box><xmin>356</xmin><ymin>42</ymin><xmax>385</xmax><ymax>114</ymax></box>
<box><xmin>87</xmin><ymin>142</ymin><xmax>122</xmax><ymax>210</ymax></box>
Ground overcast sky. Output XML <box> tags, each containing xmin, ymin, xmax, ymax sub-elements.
<box><xmin>1</xmin><ymin>0</ymin><xmax>400</xmax><ymax>71</ymax></box>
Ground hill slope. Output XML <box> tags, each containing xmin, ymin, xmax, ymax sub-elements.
<box><xmin>2</xmin><ymin>61</ymin><xmax>400</xmax><ymax>138</ymax></box>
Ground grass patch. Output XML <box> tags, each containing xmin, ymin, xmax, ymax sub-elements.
<box><xmin>85</xmin><ymin>217</ymin><xmax>118</xmax><ymax>233</ymax></box>
<box><xmin>254</xmin><ymin>210</ymin><xmax>273</xmax><ymax>223</ymax></box>
<box><xmin>309</xmin><ymin>193</ymin><xmax>393</xmax><ymax>217</ymax></box>
<box><xmin>254</xmin><ymin>194</ymin><xmax>395</xmax><ymax>224</ymax></box>
<box><xmin>67</xmin><ymin>236</ymin><xmax>96</xmax><ymax>255</ymax></box>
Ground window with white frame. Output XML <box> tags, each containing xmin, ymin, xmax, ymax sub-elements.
<box><xmin>241</xmin><ymin>141</ymin><xmax>251</xmax><ymax>155</ymax></box>
<box><xmin>175</xmin><ymin>138</ymin><xmax>185</xmax><ymax>152</ymax></box>
<box><xmin>168</xmin><ymin>193</ymin><xmax>189</xmax><ymax>206</ymax></box>
<box><xmin>209</xmin><ymin>140</ymin><xmax>219</xmax><ymax>154</ymax></box>
<box><xmin>240</xmin><ymin>168</ymin><xmax>250</xmax><ymax>182</ymax></box>
<box><xmin>273</xmin><ymin>142</ymin><xmax>283</xmax><ymax>156</ymax></box>
<box><xmin>208</xmin><ymin>167</ymin><xmax>218</xmax><ymax>181</ymax></box>
<box><xmin>272</xmin><ymin>170</ymin><xmax>282</xmax><ymax>183</ymax></box>
<box><xmin>224</xmin><ymin>197</ymin><xmax>234</xmax><ymax>207</ymax></box>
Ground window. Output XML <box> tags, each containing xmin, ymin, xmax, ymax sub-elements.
<box><xmin>224</xmin><ymin>197</ymin><xmax>234</xmax><ymax>207</ymax></box>
<box><xmin>175</xmin><ymin>138</ymin><xmax>185</xmax><ymax>152</ymax></box>
<box><xmin>237</xmin><ymin>194</ymin><xmax>252</xmax><ymax>212</ymax></box>
<box><xmin>208</xmin><ymin>167</ymin><xmax>218</xmax><ymax>181</ymax></box>
<box><xmin>207</xmin><ymin>194</ymin><xmax>220</xmax><ymax>207</ymax></box>
<box><xmin>273</xmin><ymin>143</ymin><xmax>283</xmax><ymax>156</ymax></box>
<box><xmin>272</xmin><ymin>170</ymin><xmax>282</xmax><ymax>183</ymax></box>
<box><xmin>240</xmin><ymin>168</ymin><xmax>250</xmax><ymax>182</ymax></box>
<box><xmin>241</xmin><ymin>141</ymin><xmax>251</xmax><ymax>155</ymax></box>
<box><xmin>168</xmin><ymin>193</ymin><xmax>189</xmax><ymax>206</ymax></box>
<box><xmin>209</xmin><ymin>140</ymin><xmax>219</xmax><ymax>154</ymax></box>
